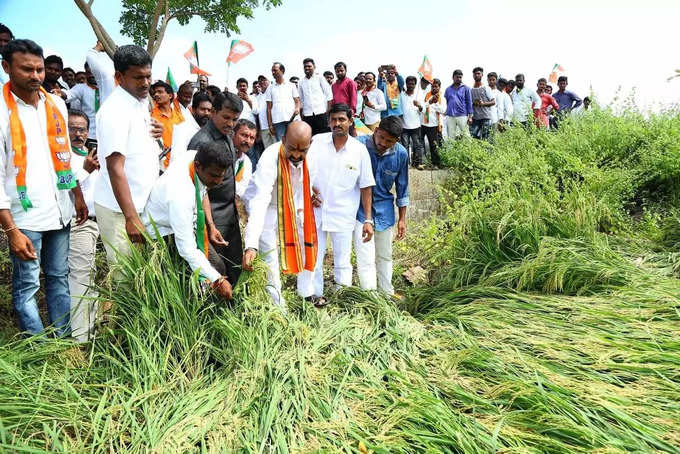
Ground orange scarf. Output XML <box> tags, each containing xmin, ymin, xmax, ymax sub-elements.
<box><xmin>425</xmin><ymin>91</ymin><xmax>442</xmax><ymax>130</ymax></box>
<box><xmin>276</xmin><ymin>144</ymin><xmax>317</xmax><ymax>274</ymax></box>
<box><xmin>188</xmin><ymin>162</ymin><xmax>209</xmax><ymax>259</ymax></box>
<box><xmin>385</xmin><ymin>80</ymin><xmax>400</xmax><ymax>109</ymax></box>
<box><xmin>152</xmin><ymin>102</ymin><xmax>184</xmax><ymax>168</ymax></box>
<box><xmin>3</xmin><ymin>83</ymin><xmax>75</xmax><ymax>211</ymax></box>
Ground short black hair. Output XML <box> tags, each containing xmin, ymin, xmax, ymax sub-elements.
<box><xmin>303</xmin><ymin>57</ymin><xmax>315</xmax><ymax>66</ymax></box>
<box><xmin>75</xmin><ymin>71</ymin><xmax>86</xmax><ymax>78</ymax></box>
<box><xmin>0</xmin><ymin>23</ymin><xmax>14</xmax><ymax>39</ymax></box>
<box><xmin>405</xmin><ymin>76</ymin><xmax>417</xmax><ymax>84</ymax></box>
<box><xmin>207</xmin><ymin>85</ymin><xmax>221</xmax><ymax>97</ymax></box>
<box><xmin>364</xmin><ymin>71</ymin><xmax>376</xmax><ymax>80</ymax></box>
<box><xmin>178</xmin><ymin>81</ymin><xmax>194</xmax><ymax>92</ymax></box>
<box><xmin>150</xmin><ymin>80</ymin><xmax>173</xmax><ymax>96</ymax></box>
<box><xmin>453</xmin><ymin>69</ymin><xmax>463</xmax><ymax>77</ymax></box>
<box><xmin>257</xmin><ymin>74</ymin><xmax>267</xmax><ymax>81</ymax></box>
<box><xmin>487</xmin><ymin>72</ymin><xmax>498</xmax><ymax>79</ymax></box>
<box><xmin>558</xmin><ymin>76</ymin><xmax>568</xmax><ymax>84</ymax></box>
<box><xmin>213</xmin><ymin>91</ymin><xmax>243</xmax><ymax>114</ymax></box>
<box><xmin>432</xmin><ymin>78</ymin><xmax>441</xmax><ymax>87</ymax></box>
<box><xmin>272</xmin><ymin>61</ymin><xmax>285</xmax><ymax>73</ymax></box>
<box><xmin>537</xmin><ymin>77</ymin><xmax>547</xmax><ymax>84</ymax></box>
<box><xmin>329</xmin><ymin>102</ymin><xmax>351</xmax><ymax>119</ymax></box>
<box><xmin>236</xmin><ymin>77</ymin><xmax>248</xmax><ymax>87</ymax></box>
<box><xmin>378</xmin><ymin>115</ymin><xmax>403</xmax><ymax>139</ymax></box>
<box><xmin>498</xmin><ymin>78</ymin><xmax>507</xmax><ymax>87</ymax></box>
<box><xmin>68</xmin><ymin>109</ymin><xmax>90</xmax><ymax>128</ymax></box>
<box><xmin>113</xmin><ymin>45</ymin><xmax>152</xmax><ymax>73</ymax></box>
<box><xmin>515</xmin><ymin>73</ymin><xmax>525</xmax><ymax>80</ymax></box>
<box><xmin>323</xmin><ymin>71</ymin><xmax>333</xmax><ymax>77</ymax></box>
<box><xmin>472</xmin><ymin>66</ymin><xmax>483</xmax><ymax>73</ymax></box>
<box><xmin>1</xmin><ymin>39</ymin><xmax>43</xmax><ymax>64</ymax></box>
<box><xmin>195</xmin><ymin>141</ymin><xmax>230</xmax><ymax>169</ymax></box>
<box><xmin>334</xmin><ymin>61</ymin><xmax>346</xmax><ymax>70</ymax></box>
<box><xmin>63</xmin><ymin>67</ymin><xmax>75</xmax><ymax>75</ymax></box>
<box><xmin>289</xmin><ymin>76</ymin><xmax>298</xmax><ymax>82</ymax></box>
<box><xmin>191</xmin><ymin>92</ymin><xmax>212</xmax><ymax>110</ymax></box>
<box><xmin>235</xmin><ymin>118</ymin><xmax>257</xmax><ymax>133</ymax></box>
<box><xmin>45</xmin><ymin>55</ymin><xmax>63</xmax><ymax>69</ymax></box>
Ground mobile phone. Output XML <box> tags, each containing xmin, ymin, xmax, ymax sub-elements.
<box><xmin>85</xmin><ymin>138</ymin><xmax>98</xmax><ymax>155</ymax></box>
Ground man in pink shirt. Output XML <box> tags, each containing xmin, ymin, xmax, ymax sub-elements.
<box><xmin>535</xmin><ymin>78</ymin><xmax>559</xmax><ymax>129</ymax></box>
<box><xmin>331</xmin><ymin>61</ymin><xmax>357</xmax><ymax>115</ymax></box>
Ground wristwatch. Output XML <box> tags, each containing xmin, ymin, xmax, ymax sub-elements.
<box><xmin>364</xmin><ymin>219</ymin><xmax>374</xmax><ymax>226</ymax></box>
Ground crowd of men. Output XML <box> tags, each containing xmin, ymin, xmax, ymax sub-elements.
<box><xmin>0</xmin><ymin>21</ymin><xmax>589</xmax><ymax>341</ymax></box>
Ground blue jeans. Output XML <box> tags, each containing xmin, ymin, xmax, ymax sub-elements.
<box><xmin>11</xmin><ymin>226</ymin><xmax>71</xmax><ymax>337</ymax></box>
<box><xmin>470</xmin><ymin>118</ymin><xmax>491</xmax><ymax>140</ymax></box>
<box><xmin>272</xmin><ymin>121</ymin><xmax>289</xmax><ymax>141</ymax></box>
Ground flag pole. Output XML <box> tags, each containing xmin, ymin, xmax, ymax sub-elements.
<box><xmin>226</xmin><ymin>61</ymin><xmax>231</xmax><ymax>92</ymax></box>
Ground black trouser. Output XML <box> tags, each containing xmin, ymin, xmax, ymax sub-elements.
<box><xmin>213</xmin><ymin>222</ymin><xmax>243</xmax><ymax>286</ymax></box>
<box><xmin>401</xmin><ymin>128</ymin><xmax>424</xmax><ymax>166</ymax></box>
<box><xmin>302</xmin><ymin>113</ymin><xmax>330</xmax><ymax>135</ymax></box>
<box><xmin>421</xmin><ymin>125</ymin><xmax>441</xmax><ymax>166</ymax></box>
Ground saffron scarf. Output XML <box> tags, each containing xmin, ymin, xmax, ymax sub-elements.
<box><xmin>235</xmin><ymin>158</ymin><xmax>245</xmax><ymax>182</ymax></box>
<box><xmin>188</xmin><ymin>162</ymin><xmax>209</xmax><ymax>259</ymax></box>
<box><xmin>3</xmin><ymin>83</ymin><xmax>76</xmax><ymax>211</ymax></box>
<box><xmin>385</xmin><ymin>80</ymin><xmax>400</xmax><ymax>110</ymax></box>
<box><xmin>276</xmin><ymin>144</ymin><xmax>317</xmax><ymax>274</ymax></box>
<box><xmin>424</xmin><ymin>91</ymin><xmax>442</xmax><ymax>129</ymax></box>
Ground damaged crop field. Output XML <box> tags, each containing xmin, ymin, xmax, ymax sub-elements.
<box><xmin>1</xmin><ymin>108</ymin><xmax>679</xmax><ymax>452</ymax></box>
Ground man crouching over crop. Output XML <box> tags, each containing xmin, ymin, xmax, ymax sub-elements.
<box><xmin>142</xmin><ymin>142</ymin><xmax>233</xmax><ymax>300</ymax></box>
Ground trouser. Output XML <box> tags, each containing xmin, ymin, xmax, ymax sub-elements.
<box><xmin>212</xmin><ymin>222</ymin><xmax>243</xmax><ymax>286</ymax></box>
<box><xmin>273</xmin><ymin>121</ymin><xmax>289</xmax><ymax>141</ymax></box>
<box><xmin>302</xmin><ymin>113</ymin><xmax>330</xmax><ymax>135</ymax></box>
<box><xmin>421</xmin><ymin>125</ymin><xmax>442</xmax><ymax>166</ymax></box>
<box><xmin>353</xmin><ymin>221</ymin><xmax>394</xmax><ymax>295</ymax></box>
<box><xmin>258</xmin><ymin>208</ymin><xmax>314</xmax><ymax>310</ymax></box>
<box><xmin>308</xmin><ymin>228</ymin><xmax>353</xmax><ymax>297</ymax></box>
<box><xmin>401</xmin><ymin>128</ymin><xmax>424</xmax><ymax>166</ymax></box>
<box><xmin>68</xmin><ymin>219</ymin><xmax>99</xmax><ymax>343</ymax></box>
<box><xmin>446</xmin><ymin>115</ymin><xmax>471</xmax><ymax>138</ymax></box>
<box><xmin>246</xmin><ymin>147</ymin><xmax>261</xmax><ymax>171</ymax></box>
<box><xmin>260</xmin><ymin>128</ymin><xmax>277</xmax><ymax>148</ymax></box>
<box><xmin>470</xmin><ymin>118</ymin><xmax>491</xmax><ymax>140</ymax></box>
<box><xmin>366</xmin><ymin>121</ymin><xmax>380</xmax><ymax>132</ymax></box>
<box><xmin>11</xmin><ymin>225</ymin><xmax>71</xmax><ymax>337</ymax></box>
<box><xmin>95</xmin><ymin>202</ymin><xmax>135</xmax><ymax>280</ymax></box>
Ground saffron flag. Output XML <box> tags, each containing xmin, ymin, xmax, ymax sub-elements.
<box><xmin>549</xmin><ymin>63</ymin><xmax>566</xmax><ymax>84</ymax></box>
<box><xmin>184</xmin><ymin>41</ymin><xmax>211</xmax><ymax>76</ymax></box>
<box><xmin>226</xmin><ymin>39</ymin><xmax>254</xmax><ymax>64</ymax></box>
<box><xmin>418</xmin><ymin>55</ymin><xmax>433</xmax><ymax>83</ymax></box>
<box><xmin>165</xmin><ymin>67</ymin><xmax>178</xmax><ymax>92</ymax></box>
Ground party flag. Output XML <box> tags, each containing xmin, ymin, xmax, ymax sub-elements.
<box><xmin>418</xmin><ymin>55</ymin><xmax>433</xmax><ymax>82</ymax></box>
<box><xmin>165</xmin><ymin>67</ymin><xmax>178</xmax><ymax>92</ymax></box>
<box><xmin>227</xmin><ymin>39</ymin><xmax>254</xmax><ymax>64</ymax></box>
<box><xmin>184</xmin><ymin>41</ymin><xmax>211</xmax><ymax>76</ymax></box>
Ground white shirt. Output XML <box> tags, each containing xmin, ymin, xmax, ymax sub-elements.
<box><xmin>179</xmin><ymin>103</ymin><xmax>198</xmax><ymax>129</ymax></box>
<box><xmin>309</xmin><ymin>133</ymin><xmax>375</xmax><ymax>232</ymax></box>
<box><xmin>0</xmin><ymin>91</ymin><xmax>73</xmax><ymax>230</ymax></box>
<box><xmin>70</xmin><ymin>148</ymin><xmax>98</xmax><ymax>216</ymax></box>
<box><xmin>361</xmin><ymin>87</ymin><xmax>387</xmax><ymax>126</ymax></box>
<box><xmin>234</xmin><ymin>153</ymin><xmax>253</xmax><ymax>198</ymax></box>
<box><xmin>264</xmin><ymin>80</ymin><xmax>299</xmax><ymax>124</ymax></box>
<box><xmin>298</xmin><ymin>73</ymin><xmax>332</xmax><ymax>116</ymax></box>
<box><xmin>239</xmin><ymin>95</ymin><xmax>258</xmax><ymax>124</ymax></box>
<box><xmin>86</xmin><ymin>49</ymin><xmax>116</xmax><ymax>104</ymax></box>
<box><xmin>511</xmin><ymin>87</ymin><xmax>541</xmax><ymax>122</ymax></box>
<box><xmin>420</xmin><ymin>93</ymin><xmax>446</xmax><ymax>128</ymax></box>
<box><xmin>243</xmin><ymin>141</ymin><xmax>316</xmax><ymax>250</ymax></box>
<box><xmin>95</xmin><ymin>85</ymin><xmax>160</xmax><ymax>213</ymax></box>
<box><xmin>256</xmin><ymin>92</ymin><xmax>269</xmax><ymax>130</ymax></box>
<box><xmin>143</xmin><ymin>155</ymin><xmax>220</xmax><ymax>282</ymax></box>
<box><xmin>67</xmin><ymin>83</ymin><xmax>97</xmax><ymax>136</ymax></box>
<box><xmin>401</xmin><ymin>92</ymin><xmax>421</xmax><ymax>130</ymax></box>
<box><xmin>169</xmin><ymin>119</ymin><xmax>200</xmax><ymax>167</ymax></box>
<box><xmin>497</xmin><ymin>91</ymin><xmax>514</xmax><ymax>122</ymax></box>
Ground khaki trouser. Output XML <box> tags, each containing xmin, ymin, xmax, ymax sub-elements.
<box><xmin>446</xmin><ymin>115</ymin><xmax>471</xmax><ymax>139</ymax></box>
<box><xmin>260</xmin><ymin>128</ymin><xmax>277</xmax><ymax>148</ymax></box>
<box><xmin>68</xmin><ymin>219</ymin><xmax>99</xmax><ymax>342</ymax></box>
<box><xmin>366</xmin><ymin>121</ymin><xmax>380</xmax><ymax>132</ymax></box>
<box><xmin>95</xmin><ymin>202</ymin><xmax>135</xmax><ymax>280</ymax></box>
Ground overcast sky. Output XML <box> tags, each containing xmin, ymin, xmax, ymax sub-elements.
<box><xmin>2</xmin><ymin>0</ymin><xmax>679</xmax><ymax>110</ymax></box>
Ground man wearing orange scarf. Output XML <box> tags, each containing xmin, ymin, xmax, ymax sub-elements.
<box><xmin>0</xmin><ymin>40</ymin><xmax>88</xmax><ymax>336</ymax></box>
<box><xmin>242</xmin><ymin>121</ymin><xmax>318</xmax><ymax>313</ymax></box>
<box><xmin>150</xmin><ymin>80</ymin><xmax>185</xmax><ymax>170</ymax></box>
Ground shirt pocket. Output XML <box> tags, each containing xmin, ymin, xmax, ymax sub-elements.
<box><xmin>337</xmin><ymin>164</ymin><xmax>360</xmax><ymax>191</ymax></box>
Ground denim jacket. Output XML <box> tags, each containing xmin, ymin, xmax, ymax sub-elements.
<box><xmin>355</xmin><ymin>134</ymin><xmax>409</xmax><ymax>231</ymax></box>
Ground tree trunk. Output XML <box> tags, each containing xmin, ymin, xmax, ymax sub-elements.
<box><xmin>73</xmin><ymin>0</ymin><xmax>118</xmax><ymax>58</ymax></box>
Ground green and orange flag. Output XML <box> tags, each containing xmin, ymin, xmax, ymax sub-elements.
<box><xmin>165</xmin><ymin>67</ymin><xmax>178</xmax><ymax>92</ymax></box>
<box><xmin>226</xmin><ymin>39</ymin><xmax>254</xmax><ymax>64</ymax></box>
<box><xmin>418</xmin><ymin>55</ymin><xmax>433</xmax><ymax>83</ymax></box>
<box><xmin>184</xmin><ymin>41</ymin><xmax>211</xmax><ymax>76</ymax></box>
<box><xmin>549</xmin><ymin>63</ymin><xmax>566</xmax><ymax>84</ymax></box>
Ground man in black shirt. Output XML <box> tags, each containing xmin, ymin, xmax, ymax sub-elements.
<box><xmin>187</xmin><ymin>91</ymin><xmax>244</xmax><ymax>286</ymax></box>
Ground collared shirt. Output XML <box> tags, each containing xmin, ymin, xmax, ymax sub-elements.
<box><xmin>256</xmin><ymin>92</ymin><xmax>269</xmax><ymax>130</ymax></box>
<box><xmin>86</xmin><ymin>49</ymin><xmax>116</xmax><ymax>104</ymax></box>
<box><xmin>536</xmin><ymin>93</ymin><xmax>560</xmax><ymax>128</ymax></box>
<box><xmin>420</xmin><ymin>92</ymin><xmax>446</xmax><ymax>128</ymax></box>
<box><xmin>67</xmin><ymin>83</ymin><xmax>98</xmax><ymax>136</ymax></box>
<box><xmin>94</xmin><ymin>85</ymin><xmax>159</xmax><ymax>213</ymax></box>
<box><xmin>143</xmin><ymin>154</ymin><xmax>220</xmax><ymax>282</ymax></box>
<box><xmin>309</xmin><ymin>132</ymin><xmax>375</xmax><ymax>232</ymax></box>
<box><xmin>471</xmin><ymin>85</ymin><xmax>494</xmax><ymax>120</ymax></box>
<box><xmin>444</xmin><ymin>84</ymin><xmax>473</xmax><ymax>117</ymax></box>
<box><xmin>151</xmin><ymin>103</ymin><xmax>184</xmax><ymax>149</ymax></box>
<box><xmin>243</xmin><ymin>141</ymin><xmax>317</xmax><ymax>250</ymax></box>
<box><xmin>511</xmin><ymin>87</ymin><xmax>542</xmax><ymax>122</ymax></box>
<box><xmin>552</xmin><ymin>90</ymin><xmax>582</xmax><ymax>113</ymax></box>
<box><xmin>235</xmin><ymin>153</ymin><xmax>253</xmax><ymax>198</ymax></box>
<box><xmin>496</xmin><ymin>90</ymin><xmax>514</xmax><ymax>122</ymax></box>
<box><xmin>70</xmin><ymin>147</ymin><xmax>98</xmax><ymax>216</ymax></box>
<box><xmin>169</xmin><ymin>119</ymin><xmax>200</xmax><ymax>167</ymax></box>
<box><xmin>401</xmin><ymin>92</ymin><xmax>421</xmax><ymax>130</ymax></box>
<box><xmin>264</xmin><ymin>80</ymin><xmax>299</xmax><ymax>124</ymax></box>
<box><xmin>360</xmin><ymin>87</ymin><xmax>387</xmax><ymax>126</ymax></box>
<box><xmin>331</xmin><ymin>78</ymin><xmax>357</xmax><ymax>113</ymax></box>
<box><xmin>298</xmin><ymin>73</ymin><xmax>332</xmax><ymax>116</ymax></box>
<box><xmin>355</xmin><ymin>135</ymin><xmax>409</xmax><ymax>232</ymax></box>
<box><xmin>187</xmin><ymin>120</ymin><xmax>238</xmax><ymax>231</ymax></box>
<box><xmin>378</xmin><ymin>79</ymin><xmax>404</xmax><ymax>117</ymax></box>
<box><xmin>239</xmin><ymin>95</ymin><xmax>258</xmax><ymax>124</ymax></box>
<box><xmin>0</xmin><ymin>90</ymin><xmax>73</xmax><ymax>231</ymax></box>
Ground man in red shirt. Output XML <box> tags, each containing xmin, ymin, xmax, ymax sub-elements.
<box><xmin>535</xmin><ymin>78</ymin><xmax>559</xmax><ymax>129</ymax></box>
<box><xmin>331</xmin><ymin>61</ymin><xmax>357</xmax><ymax>115</ymax></box>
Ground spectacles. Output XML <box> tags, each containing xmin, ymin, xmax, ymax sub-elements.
<box><xmin>68</xmin><ymin>126</ymin><xmax>87</xmax><ymax>135</ymax></box>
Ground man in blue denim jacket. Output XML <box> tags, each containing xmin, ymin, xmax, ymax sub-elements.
<box><xmin>353</xmin><ymin>116</ymin><xmax>409</xmax><ymax>295</ymax></box>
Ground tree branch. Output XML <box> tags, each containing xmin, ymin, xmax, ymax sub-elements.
<box><xmin>74</xmin><ymin>0</ymin><xmax>117</xmax><ymax>58</ymax></box>
<box><xmin>145</xmin><ymin>0</ymin><xmax>165</xmax><ymax>56</ymax></box>
<box><xmin>150</xmin><ymin>1</ymin><xmax>170</xmax><ymax>58</ymax></box>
